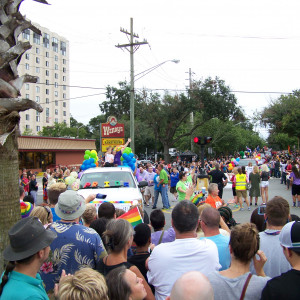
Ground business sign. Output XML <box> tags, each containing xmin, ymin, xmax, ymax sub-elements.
<box><xmin>101</xmin><ymin>138</ymin><xmax>125</xmax><ymax>152</ymax></box>
<box><xmin>101</xmin><ymin>116</ymin><xmax>125</xmax><ymax>138</ymax></box>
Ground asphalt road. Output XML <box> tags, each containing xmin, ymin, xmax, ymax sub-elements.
<box><xmin>36</xmin><ymin>176</ymin><xmax>298</xmax><ymax>228</ymax></box>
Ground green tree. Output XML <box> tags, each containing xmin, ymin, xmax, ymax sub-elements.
<box><xmin>22</xmin><ymin>128</ymin><xmax>34</xmax><ymax>136</ymax></box>
<box><xmin>267</xmin><ymin>132</ymin><xmax>297</xmax><ymax>150</ymax></box>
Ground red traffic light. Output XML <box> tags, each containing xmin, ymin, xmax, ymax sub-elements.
<box><xmin>194</xmin><ymin>137</ymin><xmax>200</xmax><ymax>144</ymax></box>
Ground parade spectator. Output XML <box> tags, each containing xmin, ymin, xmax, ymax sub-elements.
<box><xmin>82</xmin><ymin>203</ymin><xmax>97</xmax><ymax>227</ymax></box>
<box><xmin>208</xmin><ymin>163</ymin><xmax>228</xmax><ymax>198</ymax></box>
<box><xmin>96</xmin><ymin>219</ymin><xmax>155</xmax><ymax>300</ymax></box>
<box><xmin>260</xmin><ymin>164</ymin><xmax>270</xmax><ymax>203</ymax></box>
<box><xmin>152</xmin><ymin>169</ymin><xmax>162</xmax><ymax>209</ymax></box>
<box><xmin>42</xmin><ymin>172</ymin><xmax>48</xmax><ymax>204</ymax></box>
<box><xmin>30</xmin><ymin>206</ymin><xmax>53</xmax><ymax>225</ymax></box>
<box><xmin>147</xmin><ymin>200</ymin><xmax>220</xmax><ymax>300</ymax></box>
<box><xmin>218</xmin><ymin>206</ymin><xmax>237</xmax><ymax>229</ymax></box>
<box><xmin>166</xmin><ymin>271</ymin><xmax>214</xmax><ymax>300</ymax></box>
<box><xmin>29</xmin><ymin>174</ymin><xmax>38</xmax><ymax>204</ymax></box>
<box><xmin>250</xmin><ymin>196</ymin><xmax>291</xmax><ymax>278</ymax></box>
<box><xmin>90</xmin><ymin>217</ymin><xmax>108</xmax><ymax>244</ymax></box>
<box><xmin>200</xmin><ymin>206</ymin><xmax>231</xmax><ymax>270</ymax></box>
<box><xmin>106</xmin><ymin>266</ymin><xmax>147</xmax><ymax>300</ymax></box>
<box><xmin>274</xmin><ymin>159</ymin><xmax>281</xmax><ymax>178</ymax></box>
<box><xmin>290</xmin><ymin>165</ymin><xmax>300</xmax><ymax>207</ymax></box>
<box><xmin>150</xmin><ymin>209</ymin><xmax>175</xmax><ymax>245</ymax></box>
<box><xmin>157</xmin><ymin>164</ymin><xmax>171</xmax><ymax>209</ymax></box>
<box><xmin>40</xmin><ymin>190</ymin><xmax>107</xmax><ymax>292</ymax></box>
<box><xmin>205</xmin><ymin>183</ymin><xmax>225</xmax><ymax>209</ymax></box>
<box><xmin>19</xmin><ymin>185</ymin><xmax>25</xmax><ymax>202</ymax></box>
<box><xmin>144</xmin><ymin>166</ymin><xmax>155</xmax><ymax>206</ymax></box>
<box><xmin>115</xmin><ymin>208</ymin><xmax>126</xmax><ymax>218</ymax></box>
<box><xmin>250</xmin><ymin>207</ymin><xmax>266</xmax><ymax>232</ymax></box>
<box><xmin>98</xmin><ymin>202</ymin><xmax>116</xmax><ymax>219</ymax></box>
<box><xmin>20</xmin><ymin>172</ymin><xmax>30</xmax><ymax>195</ymax></box>
<box><xmin>249</xmin><ymin>165</ymin><xmax>261</xmax><ymax>206</ymax></box>
<box><xmin>47</xmin><ymin>182</ymin><xmax>67</xmax><ymax>222</ymax></box>
<box><xmin>261</xmin><ymin>221</ymin><xmax>300</xmax><ymax>300</ymax></box>
<box><xmin>230</xmin><ymin>167</ymin><xmax>238</xmax><ymax>207</ymax></box>
<box><xmin>57</xmin><ymin>268</ymin><xmax>108</xmax><ymax>300</ymax></box>
<box><xmin>170</xmin><ymin>167</ymin><xmax>179</xmax><ymax>202</ymax></box>
<box><xmin>286</xmin><ymin>160</ymin><xmax>293</xmax><ymax>190</ymax></box>
<box><xmin>0</xmin><ymin>217</ymin><xmax>57</xmax><ymax>299</ymax></box>
<box><xmin>235</xmin><ymin>167</ymin><xmax>250</xmax><ymax>211</ymax></box>
<box><xmin>207</xmin><ymin>223</ymin><xmax>270</xmax><ymax>300</ymax></box>
<box><xmin>280</xmin><ymin>159</ymin><xmax>287</xmax><ymax>185</ymax></box>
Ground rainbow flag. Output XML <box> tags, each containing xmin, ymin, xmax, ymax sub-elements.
<box><xmin>117</xmin><ymin>207</ymin><xmax>143</xmax><ymax>227</ymax></box>
<box><xmin>191</xmin><ymin>193</ymin><xmax>205</xmax><ymax>207</ymax></box>
<box><xmin>20</xmin><ymin>201</ymin><xmax>33</xmax><ymax>218</ymax></box>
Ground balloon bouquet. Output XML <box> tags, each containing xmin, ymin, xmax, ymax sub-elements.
<box><xmin>120</xmin><ymin>147</ymin><xmax>136</xmax><ymax>172</ymax></box>
<box><xmin>65</xmin><ymin>171</ymin><xmax>80</xmax><ymax>191</ymax></box>
<box><xmin>81</xmin><ymin>150</ymin><xmax>99</xmax><ymax>171</ymax></box>
<box><xmin>228</xmin><ymin>157</ymin><xmax>240</xmax><ymax>171</ymax></box>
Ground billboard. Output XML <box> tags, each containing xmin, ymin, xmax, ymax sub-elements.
<box><xmin>101</xmin><ymin>138</ymin><xmax>125</xmax><ymax>152</ymax></box>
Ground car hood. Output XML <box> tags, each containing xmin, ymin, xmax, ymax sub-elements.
<box><xmin>78</xmin><ymin>187</ymin><xmax>142</xmax><ymax>202</ymax></box>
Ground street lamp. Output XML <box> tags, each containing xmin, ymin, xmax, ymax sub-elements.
<box><xmin>130</xmin><ymin>59</ymin><xmax>180</xmax><ymax>152</ymax></box>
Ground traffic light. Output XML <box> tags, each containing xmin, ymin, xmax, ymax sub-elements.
<box><xmin>205</xmin><ymin>136</ymin><xmax>212</xmax><ymax>144</ymax></box>
<box><xmin>193</xmin><ymin>136</ymin><xmax>201</xmax><ymax>145</ymax></box>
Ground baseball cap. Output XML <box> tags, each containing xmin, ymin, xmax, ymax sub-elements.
<box><xmin>279</xmin><ymin>221</ymin><xmax>300</xmax><ymax>253</ymax></box>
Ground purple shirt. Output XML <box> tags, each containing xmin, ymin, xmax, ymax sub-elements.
<box><xmin>145</xmin><ymin>171</ymin><xmax>155</xmax><ymax>186</ymax></box>
<box><xmin>151</xmin><ymin>227</ymin><xmax>176</xmax><ymax>245</ymax></box>
<box><xmin>114</xmin><ymin>150</ymin><xmax>122</xmax><ymax>166</ymax></box>
<box><xmin>290</xmin><ymin>172</ymin><xmax>300</xmax><ymax>185</ymax></box>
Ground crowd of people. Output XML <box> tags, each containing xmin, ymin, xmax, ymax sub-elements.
<box><xmin>1</xmin><ymin>147</ymin><xmax>300</xmax><ymax>299</ymax></box>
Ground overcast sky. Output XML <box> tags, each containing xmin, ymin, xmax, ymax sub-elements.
<box><xmin>21</xmin><ymin>0</ymin><xmax>300</xmax><ymax>137</ymax></box>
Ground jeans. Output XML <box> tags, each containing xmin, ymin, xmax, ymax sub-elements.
<box><xmin>274</xmin><ymin>169</ymin><xmax>280</xmax><ymax>178</ymax></box>
<box><xmin>161</xmin><ymin>184</ymin><xmax>170</xmax><ymax>209</ymax></box>
<box><xmin>281</xmin><ymin>172</ymin><xmax>286</xmax><ymax>185</ymax></box>
<box><xmin>153</xmin><ymin>189</ymin><xmax>161</xmax><ymax>208</ymax></box>
<box><xmin>30</xmin><ymin>190</ymin><xmax>37</xmax><ymax>204</ymax></box>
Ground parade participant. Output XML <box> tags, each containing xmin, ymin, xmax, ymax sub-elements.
<box><xmin>260</xmin><ymin>164</ymin><xmax>270</xmax><ymax>203</ymax></box>
<box><xmin>29</xmin><ymin>174</ymin><xmax>39</xmax><ymax>205</ymax></box>
<box><xmin>144</xmin><ymin>166</ymin><xmax>155</xmax><ymax>206</ymax></box>
<box><xmin>175</xmin><ymin>171</ymin><xmax>194</xmax><ymax>202</ymax></box>
<box><xmin>207</xmin><ymin>223</ymin><xmax>270</xmax><ymax>300</ymax></box>
<box><xmin>152</xmin><ymin>169</ymin><xmax>162</xmax><ymax>209</ymax></box>
<box><xmin>170</xmin><ymin>167</ymin><xmax>179</xmax><ymax>202</ymax></box>
<box><xmin>261</xmin><ymin>221</ymin><xmax>300</xmax><ymax>300</ymax></box>
<box><xmin>113</xmin><ymin>138</ymin><xmax>131</xmax><ymax>166</ymax></box>
<box><xmin>234</xmin><ymin>167</ymin><xmax>250</xmax><ymax>211</ymax></box>
<box><xmin>205</xmin><ymin>183</ymin><xmax>225</xmax><ymax>209</ymax></box>
<box><xmin>21</xmin><ymin>172</ymin><xmax>30</xmax><ymax>195</ymax></box>
<box><xmin>147</xmin><ymin>201</ymin><xmax>220</xmax><ymax>300</ymax></box>
<box><xmin>230</xmin><ymin>167</ymin><xmax>238</xmax><ymax>207</ymax></box>
<box><xmin>249</xmin><ymin>165</ymin><xmax>261</xmax><ymax>206</ymax></box>
<box><xmin>157</xmin><ymin>164</ymin><xmax>170</xmax><ymax>209</ymax></box>
<box><xmin>208</xmin><ymin>163</ymin><xmax>228</xmax><ymax>198</ymax></box>
<box><xmin>42</xmin><ymin>172</ymin><xmax>48</xmax><ymax>204</ymax></box>
<box><xmin>104</xmin><ymin>146</ymin><xmax>114</xmax><ymax>167</ymax></box>
<box><xmin>0</xmin><ymin>217</ymin><xmax>57</xmax><ymax>299</ymax></box>
<box><xmin>290</xmin><ymin>165</ymin><xmax>300</xmax><ymax>207</ymax></box>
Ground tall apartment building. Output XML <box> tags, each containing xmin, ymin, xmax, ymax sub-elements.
<box><xmin>18</xmin><ymin>23</ymin><xmax>70</xmax><ymax>135</ymax></box>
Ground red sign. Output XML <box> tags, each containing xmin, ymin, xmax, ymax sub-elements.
<box><xmin>101</xmin><ymin>123</ymin><xmax>124</xmax><ymax>138</ymax></box>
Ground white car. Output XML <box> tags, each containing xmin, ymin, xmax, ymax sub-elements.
<box><xmin>77</xmin><ymin>167</ymin><xmax>146</xmax><ymax>211</ymax></box>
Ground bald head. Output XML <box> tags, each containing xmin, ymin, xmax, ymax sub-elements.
<box><xmin>167</xmin><ymin>271</ymin><xmax>214</xmax><ymax>300</ymax></box>
<box><xmin>201</xmin><ymin>206</ymin><xmax>220</xmax><ymax>228</ymax></box>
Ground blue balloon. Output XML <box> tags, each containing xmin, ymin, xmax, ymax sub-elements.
<box><xmin>129</xmin><ymin>153</ymin><xmax>134</xmax><ymax>158</ymax></box>
<box><xmin>91</xmin><ymin>163</ymin><xmax>96</xmax><ymax>168</ymax></box>
<box><xmin>89</xmin><ymin>158</ymin><xmax>94</xmax><ymax>164</ymax></box>
<box><xmin>81</xmin><ymin>165</ymin><xmax>86</xmax><ymax>170</ymax></box>
<box><xmin>236</xmin><ymin>157</ymin><xmax>240</xmax><ymax>162</ymax></box>
<box><xmin>131</xmin><ymin>158</ymin><xmax>136</xmax><ymax>164</ymax></box>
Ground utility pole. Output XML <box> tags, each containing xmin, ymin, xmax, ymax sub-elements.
<box><xmin>186</xmin><ymin>68</ymin><xmax>194</xmax><ymax>151</ymax></box>
<box><xmin>116</xmin><ymin>18</ymin><xmax>148</xmax><ymax>153</ymax></box>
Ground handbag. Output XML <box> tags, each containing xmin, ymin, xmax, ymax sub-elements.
<box><xmin>239</xmin><ymin>273</ymin><xmax>252</xmax><ymax>300</ymax></box>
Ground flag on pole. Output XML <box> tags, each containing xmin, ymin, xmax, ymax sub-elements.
<box><xmin>117</xmin><ymin>207</ymin><xmax>143</xmax><ymax>227</ymax></box>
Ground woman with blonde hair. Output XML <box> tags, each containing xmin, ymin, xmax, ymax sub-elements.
<box><xmin>249</xmin><ymin>165</ymin><xmax>261</xmax><ymax>206</ymax></box>
<box><xmin>207</xmin><ymin>223</ymin><xmax>270</xmax><ymax>300</ymax></box>
<box><xmin>58</xmin><ymin>268</ymin><xmax>108</xmax><ymax>300</ymax></box>
<box><xmin>260</xmin><ymin>164</ymin><xmax>270</xmax><ymax>203</ymax></box>
<box><xmin>96</xmin><ymin>219</ymin><xmax>154</xmax><ymax>300</ymax></box>
<box><xmin>30</xmin><ymin>205</ymin><xmax>52</xmax><ymax>225</ymax></box>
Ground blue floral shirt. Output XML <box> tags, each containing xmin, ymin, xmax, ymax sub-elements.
<box><xmin>40</xmin><ymin>221</ymin><xmax>107</xmax><ymax>292</ymax></box>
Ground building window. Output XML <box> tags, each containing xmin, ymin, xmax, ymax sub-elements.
<box><xmin>63</xmin><ymin>59</ymin><xmax>66</xmax><ymax>64</ymax></box>
<box><xmin>46</xmin><ymin>98</ymin><xmax>49</xmax><ymax>104</ymax></box>
<box><xmin>62</xmin><ymin>76</ymin><xmax>66</xmax><ymax>82</ymax></box>
<box><xmin>46</xmin><ymin>117</ymin><xmax>49</xmax><ymax>123</ymax></box>
<box><xmin>63</xmin><ymin>111</ymin><xmax>66</xmax><ymax>116</ymax></box>
<box><xmin>36</xmin><ymin>86</ymin><xmax>40</xmax><ymax>93</ymax></box>
<box><xmin>55</xmin><ymin>100</ymin><xmax>58</xmax><ymax>106</ymax></box>
<box><xmin>55</xmin><ymin>55</ymin><xmax>58</xmax><ymax>61</ymax></box>
<box><xmin>55</xmin><ymin>109</ymin><xmax>58</xmax><ymax>115</ymax></box>
<box><xmin>63</xmin><ymin>120</ymin><xmax>67</xmax><ymax>124</ymax></box>
<box><xmin>54</xmin><ymin>91</ymin><xmax>58</xmax><ymax>97</ymax></box>
<box><xmin>55</xmin><ymin>118</ymin><xmax>58</xmax><ymax>123</ymax></box>
<box><xmin>36</xmin><ymin>57</ymin><xmax>40</xmax><ymax>64</ymax></box>
<box><xmin>36</xmin><ymin>67</ymin><xmax>40</xmax><ymax>73</ymax></box>
<box><xmin>63</xmin><ymin>102</ymin><xmax>66</xmax><ymax>108</ymax></box>
<box><xmin>36</xmin><ymin>126</ymin><xmax>40</xmax><ymax>132</ymax></box>
<box><xmin>36</xmin><ymin>77</ymin><xmax>40</xmax><ymax>83</ymax></box>
<box><xmin>33</xmin><ymin>32</ymin><xmax>40</xmax><ymax>44</ymax></box>
<box><xmin>26</xmin><ymin>124</ymin><xmax>30</xmax><ymax>130</ymax></box>
<box><xmin>22</xmin><ymin>29</ymin><xmax>30</xmax><ymax>40</ymax></box>
<box><xmin>45</xmin><ymin>61</ymin><xmax>49</xmax><ymax>67</ymax></box>
<box><xmin>43</xmin><ymin>33</ymin><xmax>49</xmax><ymax>48</ymax></box>
<box><xmin>46</xmin><ymin>51</ymin><xmax>49</xmax><ymax>58</ymax></box>
<box><xmin>25</xmin><ymin>114</ymin><xmax>30</xmax><ymax>120</ymax></box>
<box><xmin>46</xmin><ymin>107</ymin><xmax>49</xmax><ymax>116</ymax></box>
<box><xmin>36</xmin><ymin>96</ymin><xmax>40</xmax><ymax>102</ymax></box>
<box><xmin>46</xmin><ymin>80</ymin><xmax>49</xmax><ymax>85</ymax></box>
<box><xmin>54</xmin><ymin>82</ymin><xmax>58</xmax><ymax>88</ymax></box>
<box><xmin>25</xmin><ymin>63</ymin><xmax>30</xmax><ymax>70</ymax></box>
<box><xmin>63</xmin><ymin>93</ymin><xmax>66</xmax><ymax>99</ymax></box>
<box><xmin>60</xmin><ymin>41</ymin><xmax>66</xmax><ymax>56</ymax></box>
<box><xmin>52</xmin><ymin>37</ymin><xmax>58</xmax><ymax>52</ymax></box>
<box><xmin>25</xmin><ymin>53</ymin><xmax>30</xmax><ymax>60</ymax></box>
<box><xmin>36</xmin><ymin>116</ymin><xmax>40</xmax><ymax>122</ymax></box>
<box><xmin>26</xmin><ymin>94</ymin><xmax>29</xmax><ymax>99</ymax></box>
<box><xmin>54</xmin><ymin>73</ymin><xmax>58</xmax><ymax>79</ymax></box>
<box><xmin>63</xmin><ymin>67</ymin><xmax>66</xmax><ymax>73</ymax></box>
<box><xmin>36</xmin><ymin>47</ymin><xmax>40</xmax><ymax>54</ymax></box>
<box><xmin>46</xmin><ymin>89</ymin><xmax>49</xmax><ymax>95</ymax></box>
<box><xmin>45</xmin><ymin>70</ymin><xmax>49</xmax><ymax>76</ymax></box>
<box><xmin>25</xmin><ymin>83</ymin><xmax>29</xmax><ymax>90</ymax></box>
<box><xmin>55</xmin><ymin>64</ymin><xmax>58</xmax><ymax>70</ymax></box>
<box><xmin>63</xmin><ymin>85</ymin><xmax>66</xmax><ymax>90</ymax></box>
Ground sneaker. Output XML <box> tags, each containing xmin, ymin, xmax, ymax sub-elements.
<box><xmin>152</xmin><ymin>206</ymin><xmax>157</xmax><ymax>209</ymax></box>
<box><xmin>248</xmin><ymin>207</ymin><xmax>251</xmax><ymax>211</ymax></box>
<box><xmin>293</xmin><ymin>203</ymin><xmax>296</xmax><ymax>207</ymax></box>
<box><xmin>240</xmin><ymin>208</ymin><xmax>244</xmax><ymax>211</ymax></box>
<box><xmin>234</xmin><ymin>204</ymin><xmax>240</xmax><ymax>208</ymax></box>
<box><xmin>146</xmin><ymin>203</ymin><xmax>150</xmax><ymax>207</ymax></box>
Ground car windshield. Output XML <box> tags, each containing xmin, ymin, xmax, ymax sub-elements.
<box><xmin>79</xmin><ymin>171</ymin><xmax>136</xmax><ymax>189</ymax></box>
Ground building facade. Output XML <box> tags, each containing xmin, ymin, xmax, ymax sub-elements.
<box><xmin>18</xmin><ymin>23</ymin><xmax>70</xmax><ymax>135</ymax></box>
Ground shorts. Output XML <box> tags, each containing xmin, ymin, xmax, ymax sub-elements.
<box><xmin>145</xmin><ymin>186</ymin><xmax>154</xmax><ymax>197</ymax></box>
<box><xmin>170</xmin><ymin>186</ymin><xmax>177</xmax><ymax>194</ymax></box>
<box><xmin>292</xmin><ymin>184</ymin><xmax>300</xmax><ymax>196</ymax></box>
<box><xmin>236</xmin><ymin>190</ymin><xmax>247</xmax><ymax>198</ymax></box>
<box><xmin>260</xmin><ymin>181</ymin><xmax>269</xmax><ymax>188</ymax></box>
